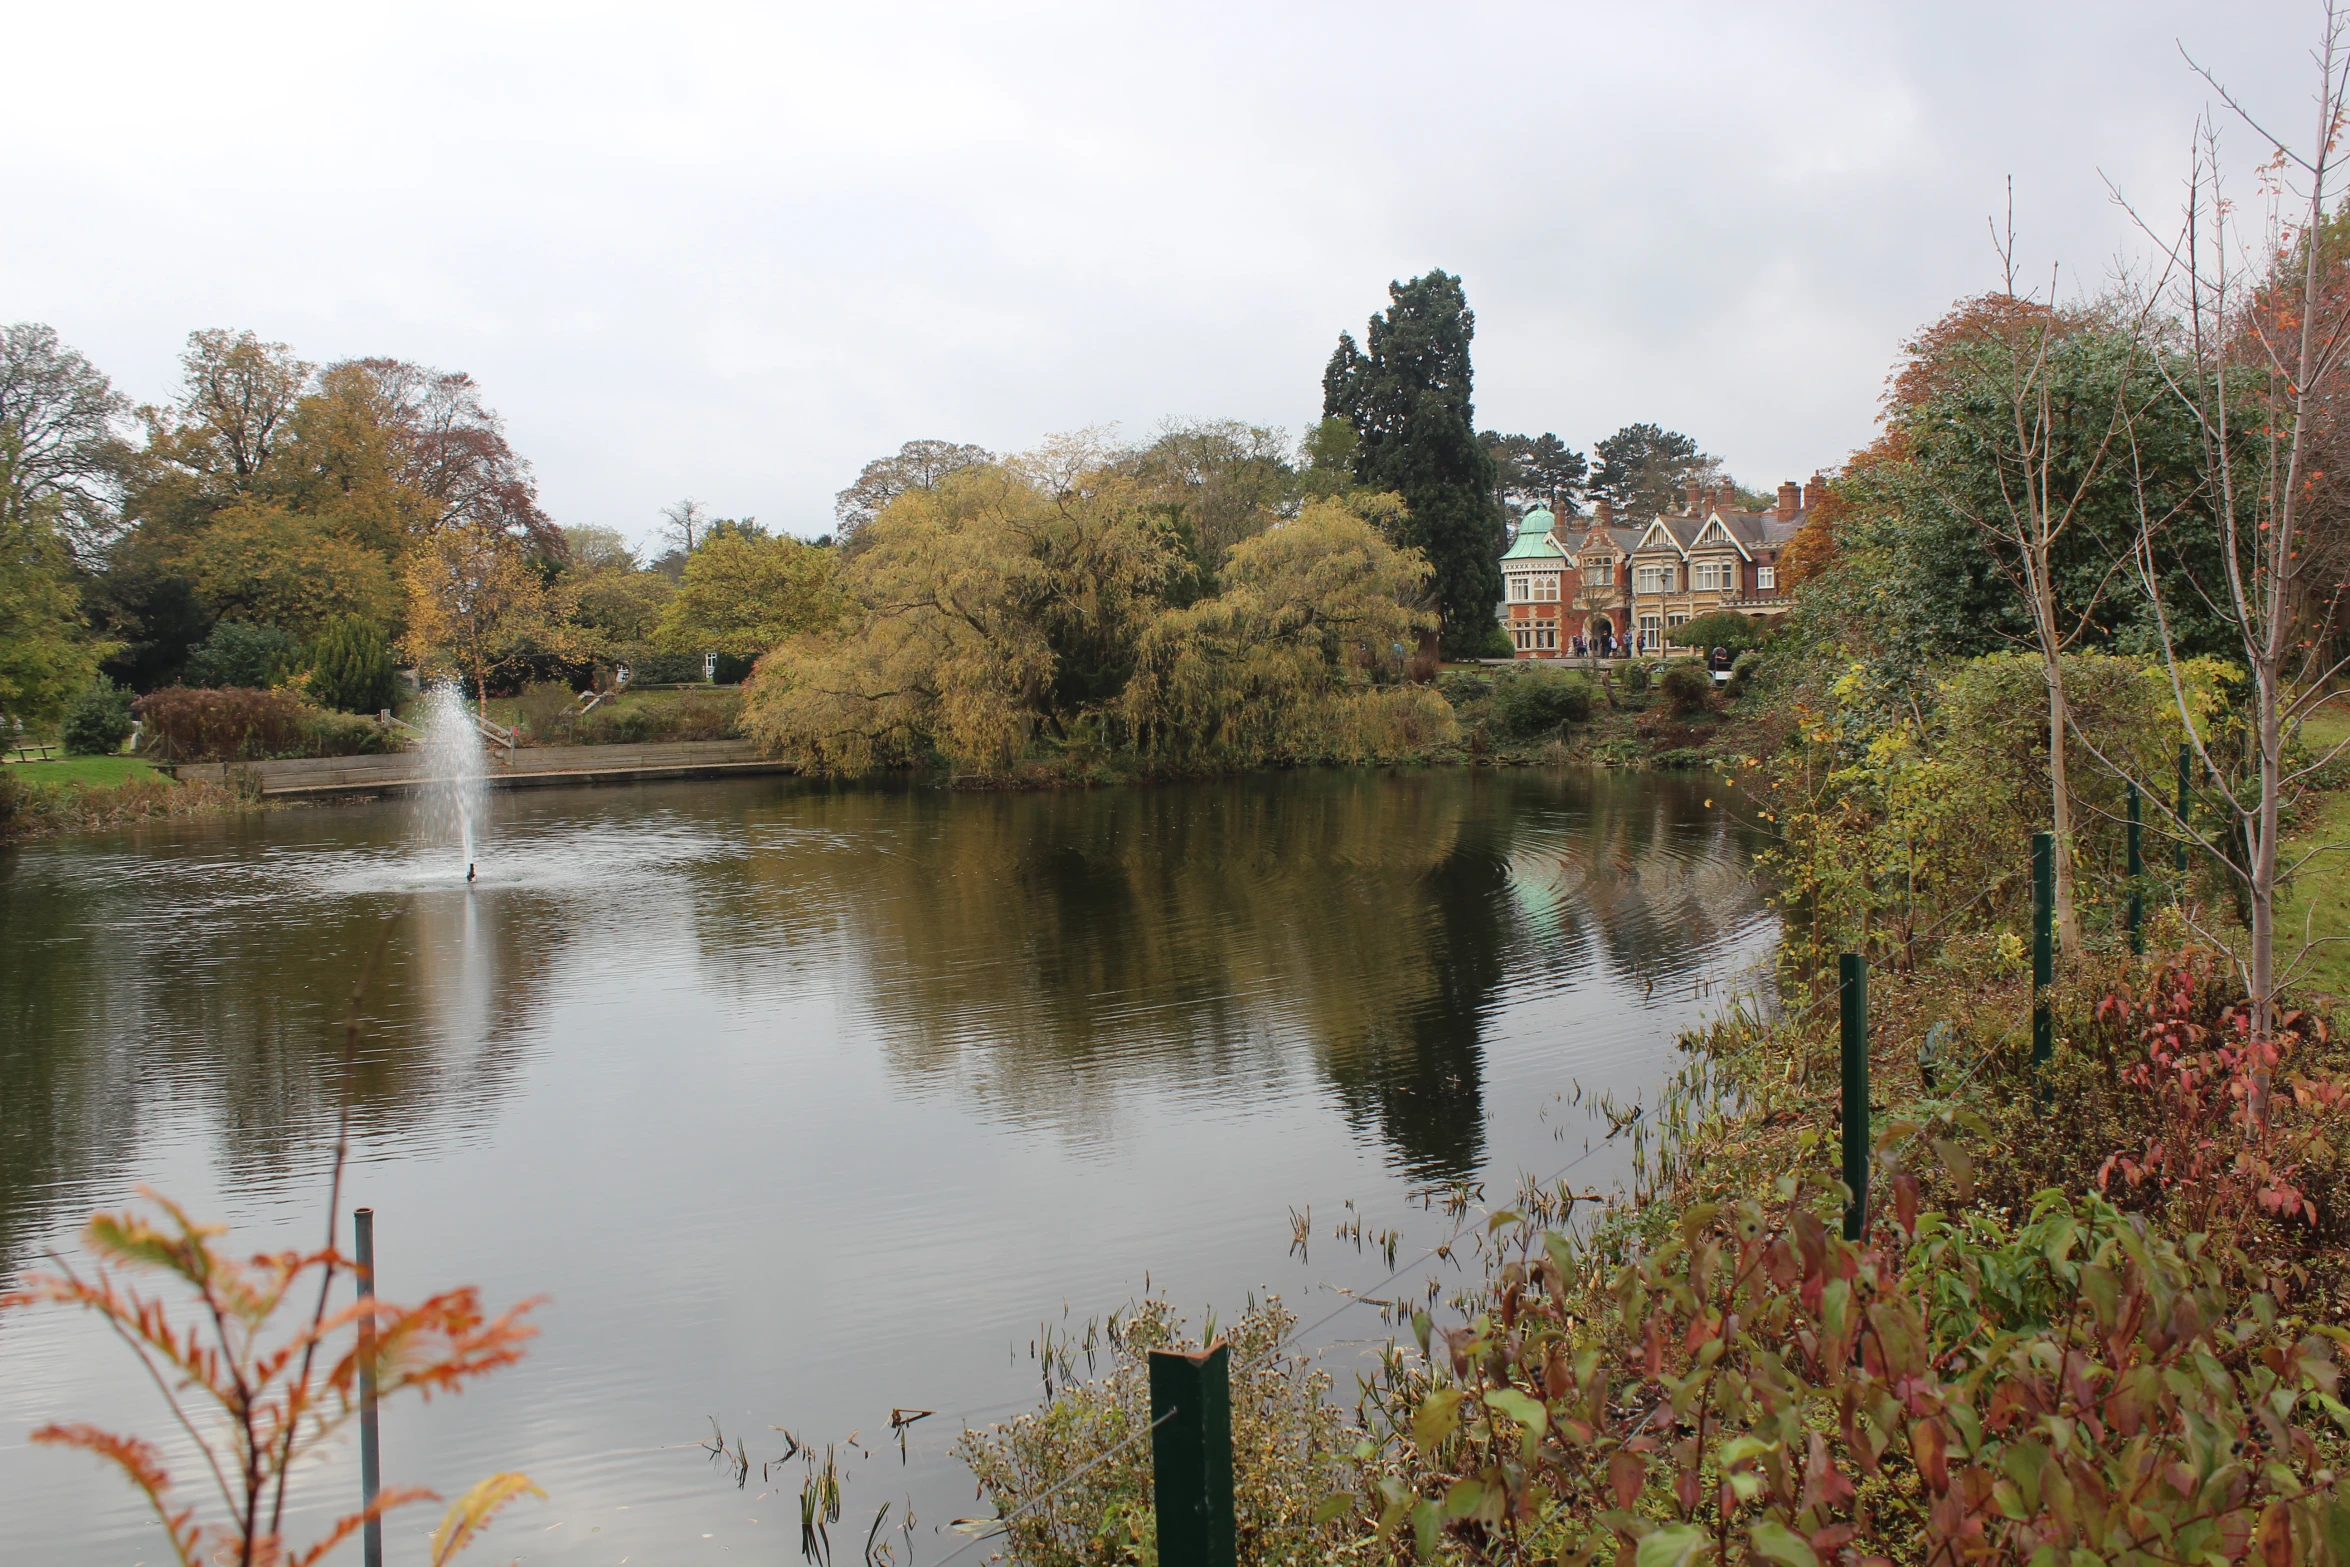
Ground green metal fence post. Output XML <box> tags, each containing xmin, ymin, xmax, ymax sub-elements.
<box><xmin>355</xmin><ymin>1207</ymin><xmax>382</xmax><ymax>1567</ymax></box>
<box><xmin>2032</xmin><ymin>831</ymin><xmax>2054</xmax><ymax>1075</ymax></box>
<box><xmin>1840</xmin><ymin>952</ymin><xmax>1868</xmax><ymax>1242</ymax></box>
<box><xmin>1150</xmin><ymin>1344</ymin><xmax>1234</xmax><ymax>1567</ymax></box>
<box><xmin>2127</xmin><ymin>782</ymin><xmax>2144</xmax><ymax>956</ymax></box>
<box><xmin>2176</xmin><ymin>743</ymin><xmax>2191</xmax><ymax>878</ymax></box>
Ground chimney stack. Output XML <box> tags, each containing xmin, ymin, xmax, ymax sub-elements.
<box><xmin>1802</xmin><ymin>473</ymin><xmax>1828</xmax><ymax>511</ymax></box>
<box><xmin>1596</xmin><ymin>497</ymin><xmax>1614</xmax><ymax>526</ymax></box>
<box><xmin>1683</xmin><ymin>481</ymin><xmax>1702</xmax><ymax>516</ymax></box>
<box><xmin>1776</xmin><ymin>480</ymin><xmax>1799</xmax><ymax>522</ymax></box>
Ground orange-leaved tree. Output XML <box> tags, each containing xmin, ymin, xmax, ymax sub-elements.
<box><xmin>1</xmin><ymin>1189</ymin><xmax>542</xmax><ymax>1567</ymax></box>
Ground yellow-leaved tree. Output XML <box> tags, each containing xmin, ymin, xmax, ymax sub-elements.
<box><xmin>744</xmin><ymin>459</ymin><xmax>1183</xmax><ymax>774</ymax></box>
<box><xmin>403</xmin><ymin>525</ymin><xmax>567</xmax><ymax>713</ymax></box>
<box><xmin>1122</xmin><ymin>496</ymin><xmax>1451</xmax><ymax>766</ymax></box>
<box><xmin>654</xmin><ymin>531</ymin><xmax>848</xmax><ymax>658</ymax></box>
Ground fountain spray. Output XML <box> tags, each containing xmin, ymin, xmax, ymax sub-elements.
<box><xmin>420</xmin><ymin>682</ymin><xmax>489</xmax><ymax>882</ymax></box>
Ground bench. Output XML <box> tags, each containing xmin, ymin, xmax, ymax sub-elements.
<box><xmin>9</xmin><ymin>743</ymin><xmax>59</xmax><ymax>762</ymax></box>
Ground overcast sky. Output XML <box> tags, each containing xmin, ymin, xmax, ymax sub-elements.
<box><xmin>2</xmin><ymin>2</ymin><xmax>2334</xmax><ymax>546</ymax></box>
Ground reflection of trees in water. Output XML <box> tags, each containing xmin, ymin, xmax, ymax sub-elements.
<box><xmin>0</xmin><ymin>848</ymin><xmax>556</xmax><ymax>1284</ymax></box>
<box><xmin>699</xmin><ymin>770</ymin><xmax>1763</xmax><ymax>1183</ymax></box>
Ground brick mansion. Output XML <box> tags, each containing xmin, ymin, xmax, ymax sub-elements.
<box><xmin>1498</xmin><ymin>476</ymin><xmax>1825</xmax><ymax>658</ymax></box>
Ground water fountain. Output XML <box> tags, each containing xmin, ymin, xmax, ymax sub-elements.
<box><xmin>419</xmin><ymin>682</ymin><xmax>489</xmax><ymax>883</ymax></box>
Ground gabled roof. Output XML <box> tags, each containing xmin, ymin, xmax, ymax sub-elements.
<box><xmin>1632</xmin><ymin>517</ymin><xmax>1697</xmax><ymax>557</ymax></box>
<box><xmin>1689</xmin><ymin>514</ymin><xmax>1753</xmax><ymax>560</ymax></box>
<box><xmin>1577</xmin><ymin>524</ymin><xmax>1640</xmax><ymax>554</ymax></box>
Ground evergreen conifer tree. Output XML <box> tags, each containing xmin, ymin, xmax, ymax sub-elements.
<box><xmin>1322</xmin><ymin>271</ymin><xmax>1505</xmax><ymax>657</ymax></box>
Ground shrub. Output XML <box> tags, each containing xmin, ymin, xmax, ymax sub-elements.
<box><xmin>135</xmin><ymin>686</ymin><xmax>311</xmax><ymax>761</ymax></box>
<box><xmin>957</xmin><ymin>1297</ymin><xmax>1350</xmax><ymax>1567</ymax></box>
<box><xmin>62</xmin><ymin>677</ymin><xmax>136</xmax><ymax>755</ymax></box>
<box><xmin>1653</xmin><ymin>746</ymin><xmax>1706</xmax><ymax>769</ymax></box>
<box><xmin>1349</xmin><ymin>1179</ymin><xmax>2350</xmax><ymax>1567</ymax></box>
<box><xmin>1663</xmin><ymin>608</ymin><xmax>1767</xmax><ymax>653</ymax></box>
<box><xmin>307</xmin><ymin>616</ymin><xmax>399</xmax><ymax>713</ymax></box>
<box><xmin>573</xmin><ymin>690</ymin><xmax>744</xmax><ymax>745</ymax></box>
<box><xmin>514</xmin><ymin>680</ymin><xmax>578</xmax><ymax>744</ymax></box>
<box><xmin>1617</xmin><ymin>660</ymin><xmax>1649</xmax><ymax>694</ymax></box>
<box><xmin>1493</xmin><ymin>669</ymin><xmax>1594</xmax><ymax>737</ymax></box>
<box><xmin>1658</xmin><ymin>661</ymin><xmax>1714</xmax><ymax>714</ymax></box>
<box><xmin>183</xmin><ymin>620</ymin><xmax>296</xmax><ymax>689</ymax></box>
<box><xmin>1438</xmin><ymin>670</ymin><xmax>1491</xmax><ymax>708</ymax></box>
<box><xmin>300</xmin><ymin>710</ymin><xmax>400</xmax><ymax>758</ymax></box>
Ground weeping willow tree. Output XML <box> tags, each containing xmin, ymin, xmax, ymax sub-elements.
<box><xmin>1121</xmin><ymin>497</ymin><xmax>1450</xmax><ymax>767</ymax></box>
<box><xmin>743</xmin><ymin>454</ymin><xmax>1448</xmax><ymax>775</ymax></box>
<box><xmin>744</xmin><ymin>458</ymin><xmax>1181</xmax><ymax>774</ymax></box>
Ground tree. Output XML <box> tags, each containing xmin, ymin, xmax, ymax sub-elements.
<box><xmin>833</xmin><ymin>440</ymin><xmax>994</xmax><ymax>543</ymax></box>
<box><xmin>657</xmin><ymin>497</ymin><xmax>708</xmax><ymax>558</ymax></box>
<box><xmin>1121</xmin><ymin>496</ymin><xmax>1446</xmax><ymax>765</ymax></box>
<box><xmin>1663</xmin><ymin>610</ymin><xmax>1768</xmax><ymax>654</ymax></box>
<box><xmin>1299</xmin><ymin>416</ymin><xmax>1360</xmax><ymax>500</ymax></box>
<box><xmin>0</xmin><ymin>323</ymin><xmax>129</xmax><ymax>561</ymax></box>
<box><xmin>180</xmin><ymin>500</ymin><xmax>402</xmax><ymax>639</ymax></box>
<box><xmin>309</xmin><ymin>616</ymin><xmax>401</xmax><ymax>713</ymax></box>
<box><xmin>560</xmin><ymin>525</ymin><xmax>638</xmax><ymax>573</ymax></box>
<box><xmin>1481</xmin><ymin>431</ymin><xmax>1587</xmax><ymax>516</ymax></box>
<box><xmin>335</xmin><ymin>359</ymin><xmax>559</xmax><ymax>554</ymax></box>
<box><xmin>61</xmin><ymin>676</ymin><xmax>134</xmax><ymax>755</ymax></box>
<box><xmin>403</xmin><ymin>526</ymin><xmax>564</xmax><ymax>713</ymax></box>
<box><xmin>2108</xmin><ymin>11</ymin><xmax>2350</xmax><ymax>1061</ymax></box>
<box><xmin>1127</xmin><ymin>419</ymin><xmax>1298</xmax><ymax>584</ymax></box>
<box><xmin>747</xmin><ymin>462</ymin><xmax>1183</xmax><ymax>773</ymax></box>
<box><xmin>137</xmin><ymin>330</ymin><xmax>314</xmax><ymax>513</ymax></box>
<box><xmin>654</xmin><ymin>531</ymin><xmax>847</xmax><ymax>658</ymax></box>
<box><xmin>183</xmin><ymin>621</ymin><xmax>297</xmax><ymax>689</ymax></box>
<box><xmin>1322</xmin><ymin>271</ymin><xmax>1503</xmax><ymax>657</ymax></box>
<box><xmin>1587</xmin><ymin>423</ymin><xmax>1703</xmax><ymax>520</ymax></box>
<box><xmin>0</xmin><ymin>457</ymin><xmax>102</xmax><ymax>728</ymax></box>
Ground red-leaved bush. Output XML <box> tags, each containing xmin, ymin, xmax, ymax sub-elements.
<box><xmin>136</xmin><ymin>687</ymin><xmax>313</xmax><ymax>762</ymax></box>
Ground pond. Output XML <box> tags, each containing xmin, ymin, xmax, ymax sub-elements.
<box><xmin>0</xmin><ymin>767</ymin><xmax>1773</xmax><ymax>1565</ymax></box>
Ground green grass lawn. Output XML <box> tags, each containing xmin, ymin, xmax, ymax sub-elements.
<box><xmin>3</xmin><ymin>755</ymin><xmax>165</xmax><ymax>789</ymax></box>
<box><xmin>2280</xmin><ymin>697</ymin><xmax>2350</xmax><ymax>1005</ymax></box>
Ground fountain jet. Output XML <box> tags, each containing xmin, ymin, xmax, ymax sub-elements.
<box><xmin>420</xmin><ymin>682</ymin><xmax>489</xmax><ymax>883</ymax></box>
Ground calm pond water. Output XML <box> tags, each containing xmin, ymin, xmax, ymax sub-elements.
<box><xmin>0</xmin><ymin>767</ymin><xmax>1771</xmax><ymax>1565</ymax></box>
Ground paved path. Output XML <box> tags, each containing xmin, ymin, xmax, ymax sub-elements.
<box><xmin>166</xmin><ymin>740</ymin><xmax>790</xmax><ymax>798</ymax></box>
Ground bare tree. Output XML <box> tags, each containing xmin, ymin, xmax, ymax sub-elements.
<box><xmin>1926</xmin><ymin>236</ymin><xmax>2155</xmax><ymax>959</ymax></box>
<box><xmin>659</xmin><ymin>496</ymin><xmax>708</xmax><ymax>557</ymax></box>
<box><xmin>2107</xmin><ymin>7</ymin><xmax>2350</xmax><ymax>1072</ymax></box>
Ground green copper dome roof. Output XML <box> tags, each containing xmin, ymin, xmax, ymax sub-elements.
<box><xmin>1501</xmin><ymin>506</ymin><xmax>1567</xmax><ymax>561</ymax></box>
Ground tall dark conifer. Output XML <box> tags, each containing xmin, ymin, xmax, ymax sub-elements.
<box><xmin>1322</xmin><ymin>271</ymin><xmax>1504</xmax><ymax>656</ymax></box>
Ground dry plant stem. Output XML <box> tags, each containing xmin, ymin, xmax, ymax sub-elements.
<box><xmin>266</xmin><ymin>897</ymin><xmax>409</xmax><ymax>1547</ymax></box>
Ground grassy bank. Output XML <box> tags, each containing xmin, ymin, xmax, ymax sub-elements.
<box><xmin>0</xmin><ymin>758</ymin><xmax>257</xmax><ymax>841</ymax></box>
<box><xmin>2280</xmin><ymin>700</ymin><xmax>2350</xmax><ymax>1007</ymax></box>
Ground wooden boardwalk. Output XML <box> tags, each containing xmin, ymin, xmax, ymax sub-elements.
<box><xmin>166</xmin><ymin>740</ymin><xmax>791</xmax><ymax>798</ymax></box>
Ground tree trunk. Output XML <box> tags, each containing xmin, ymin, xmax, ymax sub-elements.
<box><xmin>2034</xmin><ymin>540</ymin><xmax>2082</xmax><ymax>957</ymax></box>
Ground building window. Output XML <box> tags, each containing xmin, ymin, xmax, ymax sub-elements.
<box><xmin>1537</xmin><ymin>576</ymin><xmax>1559</xmax><ymax>601</ymax></box>
<box><xmin>1507</xmin><ymin>576</ymin><xmax>1525</xmax><ymax>602</ymax></box>
<box><xmin>1634</xmin><ymin>564</ymin><xmax>1673</xmax><ymax>594</ymax></box>
<box><xmin>1589</xmin><ymin>558</ymin><xmax>1614</xmax><ymax>586</ymax></box>
<box><xmin>1637</xmin><ymin>614</ymin><xmax>1662</xmax><ymax>651</ymax></box>
<box><xmin>1667</xmin><ymin>612</ymin><xmax>1689</xmax><ymax>629</ymax></box>
<box><xmin>1694</xmin><ymin>560</ymin><xmax>1731</xmax><ymax>592</ymax></box>
<box><xmin>1513</xmin><ymin>627</ymin><xmax>1529</xmax><ymax>650</ymax></box>
<box><xmin>1756</xmin><ymin>566</ymin><xmax>1776</xmax><ymax>590</ymax></box>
